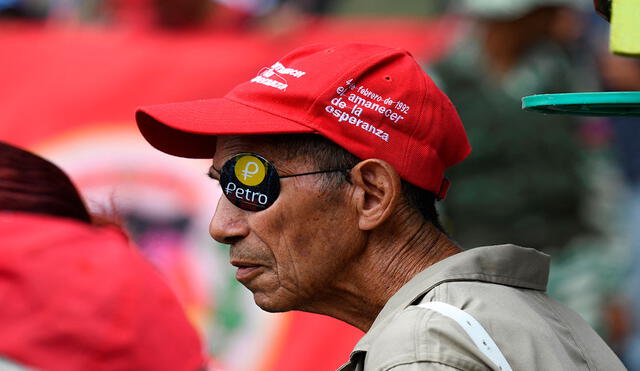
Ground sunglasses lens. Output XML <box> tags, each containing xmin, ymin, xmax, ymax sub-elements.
<box><xmin>219</xmin><ymin>153</ymin><xmax>280</xmax><ymax>211</ymax></box>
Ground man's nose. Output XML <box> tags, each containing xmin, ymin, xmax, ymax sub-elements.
<box><xmin>209</xmin><ymin>197</ymin><xmax>250</xmax><ymax>245</ymax></box>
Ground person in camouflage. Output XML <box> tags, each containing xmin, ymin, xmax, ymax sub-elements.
<box><xmin>428</xmin><ymin>0</ymin><xmax>595</xmax><ymax>251</ymax></box>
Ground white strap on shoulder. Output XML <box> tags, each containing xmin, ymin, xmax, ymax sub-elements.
<box><xmin>417</xmin><ymin>301</ymin><xmax>513</xmax><ymax>371</ymax></box>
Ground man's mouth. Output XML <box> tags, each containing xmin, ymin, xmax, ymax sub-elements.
<box><xmin>231</xmin><ymin>261</ymin><xmax>263</xmax><ymax>281</ymax></box>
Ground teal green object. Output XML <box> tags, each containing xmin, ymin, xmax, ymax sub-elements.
<box><xmin>522</xmin><ymin>92</ymin><xmax>640</xmax><ymax>116</ymax></box>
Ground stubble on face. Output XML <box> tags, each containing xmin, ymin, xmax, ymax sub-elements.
<box><xmin>212</xmin><ymin>136</ymin><xmax>361</xmax><ymax>313</ymax></box>
<box><xmin>242</xmin><ymin>178</ymin><xmax>355</xmax><ymax>313</ymax></box>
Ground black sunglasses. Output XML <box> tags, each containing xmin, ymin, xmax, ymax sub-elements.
<box><xmin>208</xmin><ymin>153</ymin><xmax>351</xmax><ymax>211</ymax></box>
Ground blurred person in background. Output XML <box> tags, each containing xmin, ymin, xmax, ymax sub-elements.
<box><xmin>214</xmin><ymin>0</ymin><xmax>334</xmax><ymax>18</ymax></box>
<box><xmin>427</xmin><ymin>0</ymin><xmax>635</xmax><ymax>358</ymax></box>
<box><xmin>329</xmin><ymin>0</ymin><xmax>444</xmax><ymax>17</ymax></box>
<box><xmin>0</xmin><ymin>141</ymin><xmax>207</xmax><ymax>371</ymax></box>
<box><xmin>0</xmin><ymin>0</ymin><xmax>229</xmax><ymax>29</ymax></box>
<box><xmin>599</xmin><ymin>54</ymin><xmax>640</xmax><ymax>370</ymax></box>
<box><xmin>428</xmin><ymin>0</ymin><xmax>595</xmax><ymax>252</ymax></box>
<box><xmin>0</xmin><ymin>141</ymin><xmax>92</xmax><ymax>223</ymax></box>
<box><xmin>0</xmin><ymin>0</ymin><xmax>335</xmax><ymax>30</ymax></box>
<box><xmin>0</xmin><ymin>0</ymin><xmax>105</xmax><ymax>22</ymax></box>
<box><xmin>0</xmin><ymin>0</ymin><xmax>48</xmax><ymax>19</ymax></box>
<box><xmin>212</xmin><ymin>0</ymin><xmax>338</xmax><ymax>35</ymax></box>
<box><xmin>108</xmin><ymin>0</ymin><xmax>212</xmax><ymax>29</ymax></box>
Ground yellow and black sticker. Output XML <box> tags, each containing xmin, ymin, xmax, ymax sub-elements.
<box><xmin>234</xmin><ymin>155</ymin><xmax>267</xmax><ymax>186</ymax></box>
<box><xmin>220</xmin><ymin>153</ymin><xmax>280</xmax><ymax>211</ymax></box>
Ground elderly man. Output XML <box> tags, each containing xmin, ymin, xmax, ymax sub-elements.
<box><xmin>136</xmin><ymin>43</ymin><xmax>624</xmax><ymax>370</ymax></box>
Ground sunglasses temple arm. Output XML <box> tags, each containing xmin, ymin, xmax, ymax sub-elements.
<box><xmin>280</xmin><ymin>169</ymin><xmax>352</xmax><ymax>183</ymax></box>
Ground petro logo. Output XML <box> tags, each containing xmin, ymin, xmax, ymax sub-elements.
<box><xmin>220</xmin><ymin>153</ymin><xmax>280</xmax><ymax>211</ymax></box>
<box><xmin>234</xmin><ymin>155</ymin><xmax>266</xmax><ymax>186</ymax></box>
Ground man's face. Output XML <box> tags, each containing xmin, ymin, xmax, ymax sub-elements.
<box><xmin>209</xmin><ymin>136</ymin><xmax>362</xmax><ymax>312</ymax></box>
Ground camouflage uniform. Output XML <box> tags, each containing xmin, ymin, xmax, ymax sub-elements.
<box><xmin>429</xmin><ymin>33</ymin><xmax>593</xmax><ymax>250</ymax></box>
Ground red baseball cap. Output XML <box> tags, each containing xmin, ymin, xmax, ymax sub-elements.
<box><xmin>136</xmin><ymin>43</ymin><xmax>470</xmax><ymax>198</ymax></box>
<box><xmin>0</xmin><ymin>213</ymin><xmax>206</xmax><ymax>371</ymax></box>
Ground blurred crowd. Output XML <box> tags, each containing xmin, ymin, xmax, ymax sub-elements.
<box><xmin>0</xmin><ymin>0</ymin><xmax>447</xmax><ymax>30</ymax></box>
<box><xmin>2</xmin><ymin>0</ymin><xmax>640</xmax><ymax>370</ymax></box>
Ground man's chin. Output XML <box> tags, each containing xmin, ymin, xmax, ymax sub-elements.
<box><xmin>252</xmin><ymin>293</ymin><xmax>296</xmax><ymax>313</ymax></box>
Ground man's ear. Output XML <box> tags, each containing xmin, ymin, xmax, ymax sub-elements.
<box><xmin>350</xmin><ymin>159</ymin><xmax>402</xmax><ymax>231</ymax></box>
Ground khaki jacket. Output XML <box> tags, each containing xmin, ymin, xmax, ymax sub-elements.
<box><xmin>338</xmin><ymin>245</ymin><xmax>625</xmax><ymax>371</ymax></box>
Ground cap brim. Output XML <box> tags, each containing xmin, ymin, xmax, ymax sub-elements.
<box><xmin>136</xmin><ymin>97</ymin><xmax>315</xmax><ymax>158</ymax></box>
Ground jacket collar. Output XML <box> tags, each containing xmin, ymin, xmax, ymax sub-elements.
<box><xmin>342</xmin><ymin>244</ymin><xmax>550</xmax><ymax>367</ymax></box>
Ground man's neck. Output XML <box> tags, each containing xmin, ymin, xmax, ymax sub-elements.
<box><xmin>301</xmin><ymin>217</ymin><xmax>461</xmax><ymax>332</ymax></box>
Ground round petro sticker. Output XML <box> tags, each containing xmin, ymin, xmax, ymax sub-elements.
<box><xmin>219</xmin><ymin>153</ymin><xmax>280</xmax><ymax>211</ymax></box>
